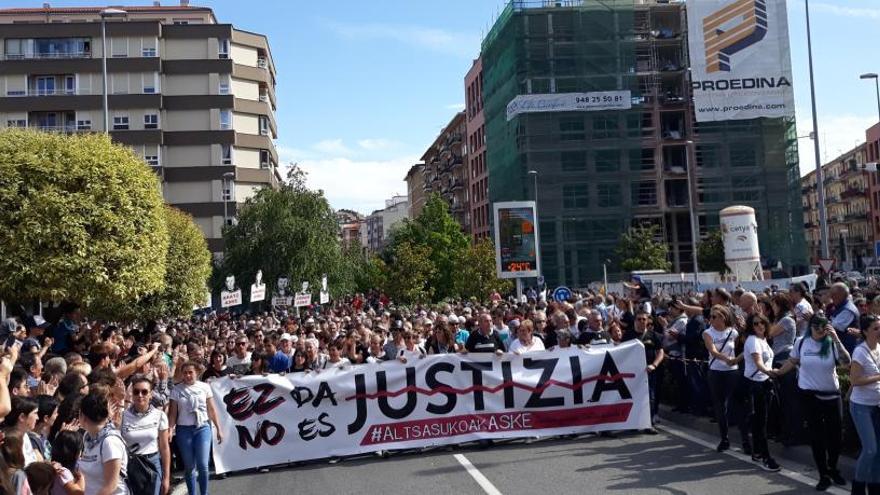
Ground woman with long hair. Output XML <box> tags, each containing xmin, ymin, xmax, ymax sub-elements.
<box><xmin>774</xmin><ymin>312</ymin><xmax>851</xmax><ymax>491</ymax></box>
<box><xmin>703</xmin><ymin>304</ymin><xmax>739</xmax><ymax>452</ymax></box>
<box><xmin>2</xmin><ymin>429</ymin><xmax>31</xmax><ymax>494</ymax></box>
<box><xmin>847</xmin><ymin>314</ymin><xmax>880</xmax><ymax>494</ymax></box>
<box><xmin>49</xmin><ymin>430</ymin><xmax>85</xmax><ymax>495</ymax></box>
<box><xmin>742</xmin><ymin>314</ymin><xmax>780</xmax><ymax>472</ymax></box>
<box><xmin>2</xmin><ymin>396</ymin><xmax>43</xmax><ymax>465</ymax></box>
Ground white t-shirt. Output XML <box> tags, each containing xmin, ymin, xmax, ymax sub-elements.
<box><xmin>851</xmin><ymin>343</ymin><xmax>880</xmax><ymax>406</ymax></box>
<box><xmin>170</xmin><ymin>381</ymin><xmax>213</xmax><ymax>427</ymax></box>
<box><xmin>508</xmin><ymin>338</ymin><xmax>546</xmax><ymax>354</ymax></box>
<box><xmin>322</xmin><ymin>357</ymin><xmax>351</xmax><ymax>369</ymax></box>
<box><xmin>80</xmin><ymin>431</ymin><xmax>129</xmax><ymax>495</ymax></box>
<box><xmin>791</xmin><ymin>336</ymin><xmax>840</xmax><ymax>394</ymax></box>
<box><xmin>226</xmin><ymin>352</ymin><xmax>252</xmax><ymax>374</ymax></box>
<box><xmin>794</xmin><ymin>299</ymin><xmax>813</xmax><ymax>337</ymax></box>
<box><xmin>121</xmin><ymin>407</ymin><xmax>169</xmax><ymax>455</ymax></box>
<box><xmin>744</xmin><ymin>335</ymin><xmax>774</xmax><ymax>382</ymax></box>
<box><xmin>704</xmin><ymin>327</ymin><xmax>739</xmax><ymax>371</ymax></box>
<box><xmin>22</xmin><ymin>432</ymin><xmax>38</xmax><ymax>465</ymax></box>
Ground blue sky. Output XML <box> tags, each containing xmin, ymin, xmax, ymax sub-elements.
<box><xmin>3</xmin><ymin>0</ymin><xmax>880</xmax><ymax>213</ymax></box>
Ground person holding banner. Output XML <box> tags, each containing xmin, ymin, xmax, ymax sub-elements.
<box><xmin>508</xmin><ymin>320</ymin><xmax>544</xmax><ymax>355</ymax></box>
<box><xmin>169</xmin><ymin>362</ymin><xmax>222</xmax><ymax>495</ymax></box>
<box><xmin>464</xmin><ymin>314</ymin><xmax>505</xmax><ymax>355</ymax></box>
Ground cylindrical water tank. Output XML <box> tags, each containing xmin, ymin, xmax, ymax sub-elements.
<box><xmin>720</xmin><ymin>205</ymin><xmax>761</xmax><ymax>267</ymax></box>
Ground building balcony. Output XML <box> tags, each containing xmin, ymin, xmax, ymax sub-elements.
<box><xmin>451</xmin><ymin>179</ymin><xmax>465</xmax><ymax>191</ymax></box>
<box><xmin>844</xmin><ymin>212</ymin><xmax>868</xmax><ymax>221</ymax></box>
<box><xmin>840</xmin><ymin>187</ymin><xmax>867</xmax><ymax>199</ymax></box>
<box><xmin>2</xmin><ymin>51</ymin><xmax>91</xmax><ymax>60</ymax></box>
<box><xmin>29</xmin><ymin>124</ymin><xmax>88</xmax><ymax>134</ymax></box>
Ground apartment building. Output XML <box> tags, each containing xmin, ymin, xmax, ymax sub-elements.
<box><xmin>364</xmin><ymin>195</ymin><xmax>409</xmax><ymax>253</ymax></box>
<box><xmin>336</xmin><ymin>209</ymin><xmax>364</xmax><ymax>247</ymax></box>
<box><xmin>0</xmin><ymin>2</ymin><xmax>280</xmax><ymax>253</ymax></box>
<box><xmin>404</xmin><ymin>163</ymin><xmax>427</xmax><ymax>219</ymax></box>
<box><xmin>802</xmin><ymin>143</ymin><xmax>873</xmax><ymax>269</ymax></box>
<box><xmin>465</xmin><ymin>57</ymin><xmax>489</xmax><ymax>242</ymax></box>
<box><xmin>419</xmin><ymin>112</ymin><xmax>469</xmax><ymax>231</ymax></box>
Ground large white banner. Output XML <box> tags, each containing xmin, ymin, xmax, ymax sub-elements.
<box><xmin>506</xmin><ymin>91</ymin><xmax>631</xmax><ymax>121</ymax></box>
<box><xmin>209</xmin><ymin>341</ymin><xmax>650</xmax><ymax>474</ymax></box>
<box><xmin>687</xmin><ymin>0</ymin><xmax>795</xmax><ymax>122</ymax></box>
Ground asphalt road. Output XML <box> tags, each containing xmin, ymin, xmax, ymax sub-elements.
<box><xmin>202</xmin><ymin>422</ymin><xmax>849</xmax><ymax>495</ymax></box>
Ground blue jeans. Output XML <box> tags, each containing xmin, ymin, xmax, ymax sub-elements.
<box><xmin>144</xmin><ymin>452</ymin><xmax>162</xmax><ymax>495</ymax></box>
<box><xmin>176</xmin><ymin>424</ymin><xmax>212</xmax><ymax>495</ymax></box>
<box><xmin>850</xmin><ymin>402</ymin><xmax>880</xmax><ymax>483</ymax></box>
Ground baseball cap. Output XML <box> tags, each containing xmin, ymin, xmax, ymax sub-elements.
<box><xmin>280</xmin><ymin>333</ymin><xmax>292</xmax><ymax>341</ymax></box>
<box><xmin>27</xmin><ymin>315</ymin><xmax>50</xmax><ymax>329</ymax></box>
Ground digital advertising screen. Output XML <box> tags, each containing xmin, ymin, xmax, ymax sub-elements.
<box><xmin>494</xmin><ymin>201</ymin><xmax>540</xmax><ymax>279</ymax></box>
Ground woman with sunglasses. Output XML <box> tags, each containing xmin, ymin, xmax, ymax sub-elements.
<box><xmin>773</xmin><ymin>312</ymin><xmax>851</xmax><ymax>491</ymax></box>
<box><xmin>121</xmin><ymin>376</ymin><xmax>170</xmax><ymax>495</ymax></box>
<box><xmin>702</xmin><ymin>304</ymin><xmax>739</xmax><ymax>452</ymax></box>
<box><xmin>742</xmin><ymin>314</ymin><xmax>781</xmax><ymax>472</ymax></box>
<box><xmin>847</xmin><ymin>314</ymin><xmax>880</xmax><ymax>494</ymax></box>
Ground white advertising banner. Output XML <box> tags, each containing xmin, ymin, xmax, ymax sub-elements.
<box><xmin>209</xmin><ymin>341</ymin><xmax>650</xmax><ymax>474</ymax></box>
<box><xmin>687</xmin><ymin>0</ymin><xmax>795</xmax><ymax>122</ymax></box>
<box><xmin>506</xmin><ymin>91</ymin><xmax>631</xmax><ymax>121</ymax></box>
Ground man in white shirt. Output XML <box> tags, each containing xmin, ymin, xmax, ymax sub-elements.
<box><xmin>226</xmin><ymin>336</ymin><xmax>252</xmax><ymax>375</ymax></box>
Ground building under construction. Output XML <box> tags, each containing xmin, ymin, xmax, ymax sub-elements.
<box><xmin>481</xmin><ymin>0</ymin><xmax>806</xmax><ymax>286</ymax></box>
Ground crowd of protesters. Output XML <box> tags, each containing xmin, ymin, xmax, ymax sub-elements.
<box><xmin>0</xmin><ymin>275</ymin><xmax>878</xmax><ymax>493</ymax></box>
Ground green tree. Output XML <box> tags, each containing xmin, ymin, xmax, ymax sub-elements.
<box><xmin>0</xmin><ymin>129</ymin><xmax>168</xmax><ymax>314</ymax></box>
<box><xmin>135</xmin><ymin>207</ymin><xmax>212</xmax><ymax>320</ymax></box>
<box><xmin>221</xmin><ymin>165</ymin><xmax>349</xmax><ymax>300</ymax></box>
<box><xmin>384</xmin><ymin>193</ymin><xmax>469</xmax><ymax>300</ymax></box>
<box><xmin>697</xmin><ymin>229</ymin><xmax>728</xmax><ymax>274</ymax></box>
<box><xmin>615</xmin><ymin>225</ymin><xmax>672</xmax><ymax>272</ymax></box>
<box><xmin>386</xmin><ymin>241</ymin><xmax>435</xmax><ymax>304</ymax></box>
<box><xmin>454</xmin><ymin>238</ymin><xmax>513</xmax><ymax>302</ymax></box>
<box><xmin>343</xmin><ymin>243</ymin><xmax>387</xmax><ymax>294</ymax></box>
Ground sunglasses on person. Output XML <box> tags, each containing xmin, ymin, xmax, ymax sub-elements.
<box><xmin>132</xmin><ymin>388</ymin><xmax>150</xmax><ymax>397</ymax></box>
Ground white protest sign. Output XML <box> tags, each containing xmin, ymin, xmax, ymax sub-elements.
<box><xmin>250</xmin><ymin>270</ymin><xmax>266</xmax><ymax>303</ymax></box>
<box><xmin>221</xmin><ymin>275</ymin><xmax>241</xmax><ymax>308</ymax></box>
<box><xmin>209</xmin><ymin>341</ymin><xmax>650</xmax><ymax>474</ymax></box>
<box><xmin>294</xmin><ymin>292</ymin><xmax>312</xmax><ymax>308</ymax></box>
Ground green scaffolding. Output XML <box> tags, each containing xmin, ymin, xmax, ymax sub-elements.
<box><xmin>482</xmin><ymin>0</ymin><xmax>806</xmax><ymax>287</ymax></box>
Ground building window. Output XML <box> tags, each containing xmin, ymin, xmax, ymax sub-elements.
<box><xmin>560</xmin><ymin>151</ymin><xmax>586</xmax><ymax>171</ymax></box>
<box><xmin>632</xmin><ymin>181</ymin><xmax>657</xmax><ymax>206</ymax></box>
<box><xmin>143</xmin><ymin>73</ymin><xmax>157</xmax><ymax>93</ymax></box>
<box><xmin>35</xmin><ymin>76</ymin><xmax>55</xmax><ymax>96</ymax></box>
<box><xmin>559</xmin><ymin>117</ymin><xmax>584</xmax><ymax>141</ymax></box>
<box><xmin>219</xmin><ymin>110</ymin><xmax>232</xmax><ymax>130</ymax></box>
<box><xmin>76</xmin><ymin>119</ymin><xmax>91</xmax><ymax>130</ymax></box>
<box><xmin>219</xmin><ymin>83</ymin><xmax>229</xmax><ymax>95</ymax></box>
<box><xmin>112</xmin><ymin>115</ymin><xmax>129</xmax><ymax>130</ymax></box>
<box><xmin>64</xmin><ymin>75</ymin><xmax>75</xmax><ymax>95</ymax></box>
<box><xmin>594</xmin><ymin>150</ymin><xmax>620</xmax><ymax>172</ymax></box>
<box><xmin>218</xmin><ymin>39</ymin><xmax>230</xmax><ymax>59</ymax></box>
<box><xmin>144</xmin><ymin>154</ymin><xmax>159</xmax><ymax>166</ymax></box>
<box><xmin>222</xmin><ymin>180</ymin><xmax>234</xmax><ymax>201</ymax></box>
<box><xmin>6</xmin><ymin>119</ymin><xmax>26</xmax><ymax>128</ymax></box>
<box><xmin>142</xmin><ymin>47</ymin><xmax>156</xmax><ymax>57</ymax></box>
<box><xmin>111</xmin><ymin>37</ymin><xmax>127</xmax><ymax>58</ymax></box>
<box><xmin>563</xmin><ymin>184</ymin><xmax>588</xmax><ymax>209</ymax></box>
<box><xmin>592</xmin><ymin>115</ymin><xmax>619</xmax><ymax>139</ymax></box>
<box><xmin>143</xmin><ymin>114</ymin><xmax>158</xmax><ymax>129</ymax></box>
<box><xmin>259</xmin><ymin>116</ymin><xmax>269</xmax><ymax>136</ymax></box>
<box><xmin>598</xmin><ymin>184</ymin><xmax>622</xmax><ymax>207</ymax></box>
<box><xmin>221</xmin><ymin>144</ymin><xmax>233</xmax><ymax>165</ymax></box>
<box><xmin>260</xmin><ymin>149</ymin><xmax>270</xmax><ymax>168</ymax></box>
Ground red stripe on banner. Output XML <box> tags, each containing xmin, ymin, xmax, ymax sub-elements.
<box><xmin>344</xmin><ymin>373</ymin><xmax>636</xmax><ymax>401</ymax></box>
<box><xmin>359</xmin><ymin>403</ymin><xmax>634</xmax><ymax>446</ymax></box>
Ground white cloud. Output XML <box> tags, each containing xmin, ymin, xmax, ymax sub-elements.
<box><xmin>297</xmin><ymin>156</ymin><xmax>417</xmax><ymax>214</ymax></box>
<box><xmin>323</xmin><ymin>20</ymin><xmax>479</xmax><ymax>58</ymax></box>
<box><xmin>312</xmin><ymin>138</ymin><xmax>353</xmax><ymax>156</ymax></box>
<box><xmin>796</xmin><ymin>110</ymin><xmax>875</xmax><ymax>175</ymax></box>
<box><xmin>357</xmin><ymin>138</ymin><xmax>398</xmax><ymax>151</ymax></box>
<box><xmin>812</xmin><ymin>3</ymin><xmax>880</xmax><ymax>20</ymax></box>
<box><xmin>445</xmin><ymin>103</ymin><xmax>466</xmax><ymax>111</ymax></box>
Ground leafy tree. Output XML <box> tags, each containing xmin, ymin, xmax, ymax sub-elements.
<box><xmin>342</xmin><ymin>243</ymin><xmax>387</xmax><ymax>294</ymax></box>
<box><xmin>698</xmin><ymin>229</ymin><xmax>728</xmax><ymax>274</ymax></box>
<box><xmin>0</xmin><ymin>129</ymin><xmax>168</xmax><ymax>314</ymax></box>
<box><xmin>221</xmin><ymin>165</ymin><xmax>350</xmax><ymax>300</ymax></box>
<box><xmin>384</xmin><ymin>193</ymin><xmax>469</xmax><ymax>300</ymax></box>
<box><xmin>386</xmin><ymin>241</ymin><xmax>435</xmax><ymax>304</ymax></box>
<box><xmin>615</xmin><ymin>225</ymin><xmax>671</xmax><ymax>272</ymax></box>
<box><xmin>135</xmin><ymin>207</ymin><xmax>212</xmax><ymax>320</ymax></box>
<box><xmin>454</xmin><ymin>238</ymin><xmax>513</xmax><ymax>302</ymax></box>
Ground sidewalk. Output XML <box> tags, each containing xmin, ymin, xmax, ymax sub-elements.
<box><xmin>658</xmin><ymin>403</ymin><xmax>856</xmax><ymax>482</ymax></box>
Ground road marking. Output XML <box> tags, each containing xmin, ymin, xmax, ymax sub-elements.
<box><xmin>661</xmin><ymin>423</ymin><xmax>848</xmax><ymax>495</ymax></box>
<box><xmin>453</xmin><ymin>453</ymin><xmax>503</xmax><ymax>495</ymax></box>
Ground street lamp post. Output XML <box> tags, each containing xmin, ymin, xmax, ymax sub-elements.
<box><xmin>685</xmin><ymin>140</ymin><xmax>700</xmax><ymax>285</ymax></box>
<box><xmin>100</xmin><ymin>8</ymin><xmax>127</xmax><ymax>134</ymax></box>
<box><xmin>860</xmin><ymin>73</ymin><xmax>880</xmax><ymax>123</ymax></box>
<box><xmin>222</xmin><ymin>171</ymin><xmax>235</xmax><ymax>226</ymax></box>
<box><xmin>527</xmin><ymin>170</ymin><xmax>542</xmax><ymax>285</ymax></box>
<box><xmin>805</xmin><ymin>0</ymin><xmax>830</xmax><ymax>259</ymax></box>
